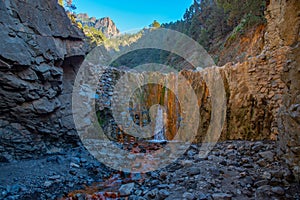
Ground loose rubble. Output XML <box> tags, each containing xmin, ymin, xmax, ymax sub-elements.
<box><xmin>0</xmin><ymin>140</ymin><xmax>299</xmax><ymax>200</ymax></box>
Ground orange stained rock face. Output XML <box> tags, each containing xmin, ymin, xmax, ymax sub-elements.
<box><xmin>125</xmin><ymin>71</ymin><xmax>211</xmax><ymax>142</ymax></box>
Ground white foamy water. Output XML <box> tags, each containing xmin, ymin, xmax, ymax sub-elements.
<box><xmin>153</xmin><ymin>106</ymin><xmax>166</xmax><ymax>141</ymax></box>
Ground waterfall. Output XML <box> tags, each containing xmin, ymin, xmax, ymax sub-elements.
<box><xmin>153</xmin><ymin>106</ymin><xmax>166</xmax><ymax>141</ymax></box>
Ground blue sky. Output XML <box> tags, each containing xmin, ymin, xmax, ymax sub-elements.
<box><xmin>74</xmin><ymin>0</ymin><xmax>193</xmax><ymax>33</ymax></box>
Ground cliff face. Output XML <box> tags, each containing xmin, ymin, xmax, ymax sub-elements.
<box><xmin>266</xmin><ymin>0</ymin><xmax>300</xmax><ymax>178</ymax></box>
<box><xmin>220</xmin><ymin>0</ymin><xmax>300</xmax><ymax>176</ymax></box>
<box><xmin>215</xmin><ymin>24</ymin><xmax>266</xmax><ymax>66</ymax></box>
<box><xmin>221</xmin><ymin>0</ymin><xmax>300</xmax><ymax>176</ymax></box>
<box><xmin>76</xmin><ymin>13</ymin><xmax>120</xmax><ymax>38</ymax></box>
<box><xmin>0</xmin><ymin>0</ymin><xmax>88</xmax><ymax>161</ymax></box>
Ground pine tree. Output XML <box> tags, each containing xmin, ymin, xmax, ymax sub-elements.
<box><xmin>151</xmin><ymin>20</ymin><xmax>161</xmax><ymax>28</ymax></box>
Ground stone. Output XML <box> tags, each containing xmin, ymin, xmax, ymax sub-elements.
<box><xmin>211</xmin><ymin>193</ymin><xmax>232</xmax><ymax>200</ymax></box>
<box><xmin>50</xmin><ymin>67</ymin><xmax>63</xmax><ymax>77</ymax></box>
<box><xmin>159</xmin><ymin>171</ymin><xmax>168</xmax><ymax>180</ymax></box>
<box><xmin>198</xmin><ymin>192</ymin><xmax>208</xmax><ymax>200</ymax></box>
<box><xmin>156</xmin><ymin>184</ymin><xmax>169</xmax><ymax>189</ymax></box>
<box><xmin>252</xmin><ymin>142</ymin><xmax>264</xmax><ymax>152</ymax></box>
<box><xmin>183</xmin><ymin>192</ymin><xmax>195</xmax><ymax>200</ymax></box>
<box><xmin>49</xmin><ymin>175</ymin><xmax>61</xmax><ymax>180</ymax></box>
<box><xmin>33</xmin><ymin>64</ymin><xmax>51</xmax><ymax>74</ymax></box>
<box><xmin>210</xmin><ymin>168</ymin><xmax>221</xmax><ymax>176</ymax></box>
<box><xmin>219</xmin><ymin>160</ymin><xmax>227</xmax><ymax>166</ymax></box>
<box><xmin>127</xmin><ymin>154</ymin><xmax>136</xmax><ymax>160</ymax></box>
<box><xmin>271</xmin><ymin>186</ymin><xmax>285</xmax><ymax>195</ymax></box>
<box><xmin>18</xmin><ymin>69</ymin><xmax>38</xmax><ymax>81</ymax></box>
<box><xmin>242</xmin><ymin>176</ymin><xmax>253</xmax><ymax>186</ymax></box>
<box><xmin>32</xmin><ymin>97</ymin><xmax>61</xmax><ymax>114</ymax></box>
<box><xmin>69</xmin><ymin>169</ymin><xmax>77</xmax><ymax>175</ymax></box>
<box><xmin>158</xmin><ymin>189</ymin><xmax>170</xmax><ymax>199</ymax></box>
<box><xmin>257</xmin><ymin>159</ymin><xmax>267</xmax><ymax>167</ymax></box>
<box><xmin>188</xmin><ymin>167</ymin><xmax>201</xmax><ymax>176</ymax></box>
<box><xmin>119</xmin><ymin>183</ymin><xmax>135</xmax><ymax>196</ymax></box>
<box><xmin>255</xmin><ymin>185</ymin><xmax>272</xmax><ymax>199</ymax></box>
<box><xmin>129</xmin><ymin>195</ymin><xmax>146</xmax><ymax>200</ymax></box>
<box><xmin>43</xmin><ymin>181</ymin><xmax>53</xmax><ymax>188</ymax></box>
<box><xmin>0</xmin><ymin>74</ymin><xmax>28</xmax><ymax>90</ymax></box>
<box><xmin>9</xmin><ymin>185</ymin><xmax>21</xmax><ymax>194</ymax></box>
<box><xmin>145</xmin><ymin>188</ymin><xmax>158</xmax><ymax>199</ymax></box>
<box><xmin>150</xmin><ymin>180</ymin><xmax>159</xmax><ymax>186</ymax></box>
<box><xmin>181</xmin><ymin>160</ymin><xmax>194</xmax><ymax>167</ymax></box>
<box><xmin>262</xmin><ymin>171</ymin><xmax>272</xmax><ymax>180</ymax></box>
<box><xmin>258</xmin><ymin>151</ymin><xmax>275</xmax><ymax>162</ymax></box>
<box><xmin>270</xmin><ymin>177</ymin><xmax>281</xmax><ymax>185</ymax></box>
<box><xmin>0</xmin><ymin>190</ymin><xmax>8</xmax><ymax>199</ymax></box>
<box><xmin>254</xmin><ymin>180</ymin><xmax>269</xmax><ymax>187</ymax></box>
<box><xmin>70</xmin><ymin>163</ymin><xmax>80</xmax><ymax>168</ymax></box>
<box><xmin>0</xmin><ymin>36</ymin><xmax>33</xmax><ymax>66</ymax></box>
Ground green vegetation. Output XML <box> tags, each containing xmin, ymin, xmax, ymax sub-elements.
<box><xmin>58</xmin><ymin>0</ymin><xmax>78</xmax><ymax>24</ymax></box>
<box><xmin>151</xmin><ymin>20</ymin><xmax>161</xmax><ymax>28</ymax></box>
<box><xmin>58</xmin><ymin>0</ymin><xmax>267</xmax><ymax>68</ymax></box>
<box><xmin>216</xmin><ymin>0</ymin><xmax>266</xmax><ymax>27</ymax></box>
<box><xmin>58</xmin><ymin>0</ymin><xmax>63</xmax><ymax>6</ymax></box>
<box><xmin>57</xmin><ymin>0</ymin><xmax>107</xmax><ymax>46</ymax></box>
<box><xmin>103</xmin><ymin>31</ymin><xmax>143</xmax><ymax>51</ymax></box>
<box><xmin>162</xmin><ymin>0</ymin><xmax>266</xmax><ymax>51</ymax></box>
<box><xmin>96</xmin><ymin>111</ymin><xmax>106</xmax><ymax>126</ymax></box>
<box><xmin>58</xmin><ymin>0</ymin><xmax>76</xmax><ymax>11</ymax></box>
<box><xmin>83</xmin><ymin>25</ymin><xmax>107</xmax><ymax>45</ymax></box>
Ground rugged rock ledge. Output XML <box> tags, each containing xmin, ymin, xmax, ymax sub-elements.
<box><xmin>0</xmin><ymin>0</ymin><xmax>89</xmax><ymax>161</ymax></box>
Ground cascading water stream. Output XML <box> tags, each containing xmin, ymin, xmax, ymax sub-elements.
<box><xmin>153</xmin><ymin>106</ymin><xmax>165</xmax><ymax>141</ymax></box>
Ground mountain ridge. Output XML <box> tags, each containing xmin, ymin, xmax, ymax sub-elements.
<box><xmin>76</xmin><ymin>13</ymin><xmax>120</xmax><ymax>38</ymax></box>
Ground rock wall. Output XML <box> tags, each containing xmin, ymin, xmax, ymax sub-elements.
<box><xmin>220</xmin><ymin>0</ymin><xmax>300</xmax><ymax>175</ymax></box>
<box><xmin>218</xmin><ymin>47</ymin><xmax>288</xmax><ymax>141</ymax></box>
<box><xmin>95</xmin><ymin>69</ymin><xmax>212</xmax><ymax>143</ymax></box>
<box><xmin>0</xmin><ymin>0</ymin><xmax>88</xmax><ymax>161</ymax></box>
<box><xmin>94</xmin><ymin>53</ymin><xmax>286</xmax><ymax>143</ymax></box>
<box><xmin>278</xmin><ymin>46</ymin><xmax>300</xmax><ymax>180</ymax></box>
<box><xmin>265</xmin><ymin>0</ymin><xmax>300</xmax><ymax>178</ymax></box>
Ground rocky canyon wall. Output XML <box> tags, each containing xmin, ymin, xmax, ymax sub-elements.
<box><xmin>95</xmin><ymin>0</ymin><xmax>300</xmax><ymax>175</ymax></box>
<box><xmin>0</xmin><ymin>0</ymin><xmax>88</xmax><ymax>161</ymax></box>
<box><xmin>265</xmin><ymin>0</ymin><xmax>300</xmax><ymax>178</ymax></box>
<box><xmin>0</xmin><ymin>0</ymin><xmax>298</xmax><ymax>176</ymax></box>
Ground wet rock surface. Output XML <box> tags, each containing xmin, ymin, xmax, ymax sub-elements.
<box><xmin>0</xmin><ymin>140</ymin><xmax>299</xmax><ymax>200</ymax></box>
